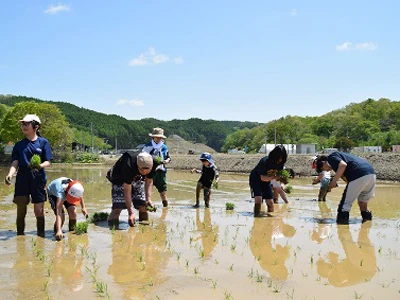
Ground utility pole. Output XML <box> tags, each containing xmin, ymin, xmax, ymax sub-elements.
<box><xmin>274</xmin><ymin>119</ymin><xmax>277</xmax><ymax>146</ymax></box>
<box><xmin>90</xmin><ymin>122</ymin><xmax>94</xmax><ymax>153</ymax></box>
<box><xmin>115</xmin><ymin>137</ymin><xmax>118</xmax><ymax>154</ymax></box>
<box><xmin>265</xmin><ymin>131</ymin><xmax>268</xmax><ymax>154</ymax></box>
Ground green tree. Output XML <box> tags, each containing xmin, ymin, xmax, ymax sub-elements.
<box><xmin>0</xmin><ymin>102</ymin><xmax>73</xmax><ymax>150</ymax></box>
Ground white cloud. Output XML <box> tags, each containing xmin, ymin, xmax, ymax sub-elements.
<box><xmin>290</xmin><ymin>9</ymin><xmax>298</xmax><ymax>16</ymax></box>
<box><xmin>116</xmin><ymin>99</ymin><xmax>145</xmax><ymax>107</ymax></box>
<box><xmin>355</xmin><ymin>42</ymin><xmax>377</xmax><ymax>51</ymax></box>
<box><xmin>336</xmin><ymin>42</ymin><xmax>352</xmax><ymax>51</ymax></box>
<box><xmin>129</xmin><ymin>47</ymin><xmax>183</xmax><ymax>66</ymax></box>
<box><xmin>44</xmin><ymin>3</ymin><xmax>71</xmax><ymax>15</ymax></box>
<box><xmin>336</xmin><ymin>41</ymin><xmax>378</xmax><ymax>51</ymax></box>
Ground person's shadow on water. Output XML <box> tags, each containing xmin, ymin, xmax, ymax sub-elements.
<box><xmin>316</xmin><ymin>223</ymin><xmax>376</xmax><ymax>287</ymax></box>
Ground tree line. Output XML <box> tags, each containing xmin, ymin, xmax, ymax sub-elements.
<box><xmin>221</xmin><ymin>98</ymin><xmax>400</xmax><ymax>153</ymax></box>
<box><xmin>1</xmin><ymin>95</ymin><xmax>399</xmax><ymax>155</ymax></box>
<box><xmin>0</xmin><ymin>95</ymin><xmax>259</xmax><ymax>153</ymax></box>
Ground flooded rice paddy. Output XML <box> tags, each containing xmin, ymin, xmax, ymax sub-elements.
<box><xmin>0</xmin><ymin>166</ymin><xmax>399</xmax><ymax>299</ymax></box>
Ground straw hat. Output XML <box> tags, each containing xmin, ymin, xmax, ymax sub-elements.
<box><xmin>149</xmin><ymin>127</ymin><xmax>166</xmax><ymax>138</ymax></box>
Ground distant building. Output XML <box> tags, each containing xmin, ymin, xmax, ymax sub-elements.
<box><xmin>352</xmin><ymin>146</ymin><xmax>382</xmax><ymax>154</ymax></box>
<box><xmin>258</xmin><ymin>144</ymin><xmax>296</xmax><ymax>154</ymax></box>
<box><xmin>322</xmin><ymin>148</ymin><xmax>338</xmax><ymax>155</ymax></box>
<box><xmin>392</xmin><ymin>145</ymin><xmax>400</xmax><ymax>153</ymax></box>
<box><xmin>295</xmin><ymin>143</ymin><xmax>316</xmax><ymax>155</ymax></box>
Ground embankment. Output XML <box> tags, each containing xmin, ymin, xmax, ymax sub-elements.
<box><xmin>168</xmin><ymin>153</ymin><xmax>400</xmax><ymax>181</ymax></box>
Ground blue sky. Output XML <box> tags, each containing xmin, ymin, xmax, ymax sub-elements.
<box><xmin>1</xmin><ymin>1</ymin><xmax>399</xmax><ymax>123</ymax></box>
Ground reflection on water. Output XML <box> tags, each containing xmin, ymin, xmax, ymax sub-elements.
<box><xmin>193</xmin><ymin>208</ymin><xmax>219</xmax><ymax>258</ymax></box>
<box><xmin>317</xmin><ymin>224</ymin><xmax>376</xmax><ymax>287</ymax></box>
<box><xmin>250</xmin><ymin>214</ymin><xmax>296</xmax><ymax>280</ymax></box>
<box><xmin>0</xmin><ymin>166</ymin><xmax>399</xmax><ymax>299</ymax></box>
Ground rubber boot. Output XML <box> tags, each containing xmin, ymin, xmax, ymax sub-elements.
<box><xmin>254</xmin><ymin>203</ymin><xmax>262</xmax><ymax>217</ymax></box>
<box><xmin>336</xmin><ymin>211</ymin><xmax>349</xmax><ymax>225</ymax></box>
<box><xmin>361</xmin><ymin>211</ymin><xmax>372</xmax><ymax>223</ymax></box>
<box><xmin>36</xmin><ymin>216</ymin><xmax>45</xmax><ymax>237</ymax></box>
<box><xmin>69</xmin><ymin>219</ymin><xmax>77</xmax><ymax>232</ymax></box>
<box><xmin>162</xmin><ymin>200</ymin><xmax>168</xmax><ymax>207</ymax></box>
<box><xmin>16</xmin><ymin>204</ymin><xmax>27</xmax><ymax>235</ymax></box>
<box><xmin>139</xmin><ymin>211</ymin><xmax>149</xmax><ymax>225</ymax></box>
<box><xmin>204</xmin><ymin>199</ymin><xmax>210</xmax><ymax>208</ymax></box>
<box><xmin>193</xmin><ymin>201</ymin><xmax>200</xmax><ymax>208</ymax></box>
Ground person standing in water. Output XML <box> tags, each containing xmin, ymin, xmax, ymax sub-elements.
<box><xmin>142</xmin><ymin>127</ymin><xmax>171</xmax><ymax>208</ymax></box>
<box><xmin>5</xmin><ymin>114</ymin><xmax>53</xmax><ymax>236</ymax></box>
<box><xmin>249</xmin><ymin>145</ymin><xmax>287</xmax><ymax>216</ymax></box>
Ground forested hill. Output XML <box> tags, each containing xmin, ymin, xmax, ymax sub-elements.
<box><xmin>221</xmin><ymin>97</ymin><xmax>400</xmax><ymax>153</ymax></box>
<box><xmin>0</xmin><ymin>95</ymin><xmax>260</xmax><ymax>151</ymax></box>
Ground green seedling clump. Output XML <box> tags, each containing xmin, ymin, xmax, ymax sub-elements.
<box><xmin>146</xmin><ymin>205</ymin><xmax>157</xmax><ymax>212</ymax></box>
<box><xmin>89</xmin><ymin>212</ymin><xmax>109</xmax><ymax>223</ymax></box>
<box><xmin>212</xmin><ymin>180</ymin><xmax>219</xmax><ymax>190</ymax></box>
<box><xmin>30</xmin><ymin>154</ymin><xmax>41</xmax><ymax>170</ymax></box>
<box><xmin>75</xmin><ymin>221</ymin><xmax>88</xmax><ymax>235</ymax></box>
<box><xmin>277</xmin><ymin>170</ymin><xmax>291</xmax><ymax>184</ymax></box>
<box><xmin>155</xmin><ymin>156</ymin><xmax>163</xmax><ymax>164</ymax></box>
<box><xmin>285</xmin><ymin>184</ymin><xmax>294</xmax><ymax>194</ymax></box>
<box><xmin>226</xmin><ymin>202</ymin><xmax>235</xmax><ymax>211</ymax></box>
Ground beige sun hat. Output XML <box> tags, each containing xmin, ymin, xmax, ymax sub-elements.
<box><xmin>149</xmin><ymin>127</ymin><xmax>166</xmax><ymax>138</ymax></box>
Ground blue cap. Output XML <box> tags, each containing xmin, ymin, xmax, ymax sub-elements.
<box><xmin>200</xmin><ymin>152</ymin><xmax>214</xmax><ymax>164</ymax></box>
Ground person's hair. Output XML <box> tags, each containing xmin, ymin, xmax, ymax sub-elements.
<box><xmin>31</xmin><ymin>120</ymin><xmax>41</xmax><ymax>137</ymax></box>
<box><xmin>315</xmin><ymin>155</ymin><xmax>328</xmax><ymax>173</ymax></box>
<box><xmin>269</xmin><ymin>144</ymin><xmax>287</xmax><ymax>165</ymax></box>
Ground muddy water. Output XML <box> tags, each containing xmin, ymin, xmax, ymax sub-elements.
<box><xmin>0</xmin><ymin>166</ymin><xmax>399</xmax><ymax>299</ymax></box>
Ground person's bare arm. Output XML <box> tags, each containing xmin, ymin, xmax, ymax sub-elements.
<box><xmin>330</xmin><ymin>161</ymin><xmax>347</xmax><ymax>189</ymax></box>
<box><xmin>5</xmin><ymin>160</ymin><xmax>18</xmax><ymax>185</ymax></box>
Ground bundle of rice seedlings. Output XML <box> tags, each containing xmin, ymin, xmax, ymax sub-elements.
<box><xmin>29</xmin><ymin>154</ymin><xmax>41</xmax><ymax>170</ymax></box>
<box><xmin>226</xmin><ymin>202</ymin><xmax>235</xmax><ymax>210</ymax></box>
<box><xmin>89</xmin><ymin>212</ymin><xmax>109</xmax><ymax>223</ymax></box>
<box><xmin>277</xmin><ymin>169</ymin><xmax>291</xmax><ymax>184</ymax></box>
<box><xmin>285</xmin><ymin>184</ymin><xmax>294</xmax><ymax>194</ymax></box>
<box><xmin>75</xmin><ymin>221</ymin><xmax>88</xmax><ymax>235</ymax></box>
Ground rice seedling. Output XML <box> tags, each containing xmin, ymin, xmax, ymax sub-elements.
<box><xmin>75</xmin><ymin>221</ymin><xmax>88</xmax><ymax>235</ymax></box>
<box><xmin>255</xmin><ymin>271</ymin><xmax>264</xmax><ymax>283</ymax></box>
<box><xmin>194</xmin><ymin>267</ymin><xmax>199</xmax><ymax>274</ymax></box>
<box><xmin>226</xmin><ymin>202</ymin><xmax>235</xmax><ymax>211</ymax></box>
<box><xmin>224</xmin><ymin>290</ymin><xmax>233</xmax><ymax>300</ymax></box>
<box><xmin>230</xmin><ymin>244</ymin><xmax>237</xmax><ymax>251</ymax></box>
<box><xmin>199</xmin><ymin>247</ymin><xmax>205</xmax><ymax>258</ymax></box>
<box><xmin>248</xmin><ymin>268</ymin><xmax>254</xmax><ymax>278</ymax></box>
<box><xmin>229</xmin><ymin>264</ymin><xmax>234</xmax><ymax>271</ymax></box>
<box><xmin>286</xmin><ymin>289</ymin><xmax>295</xmax><ymax>299</ymax></box>
<box><xmin>211</xmin><ymin>280</ymin><xmax>217</xmax><ymax>289</ymax></box>
<box><xmin>354</xmin><ymin>291</ymin><xmax>364</xmax><ymax>299</ymax></box>
<box><xmin>272</xmin><ymin>282</ymin><xmax>283</xmax><ymax>293</ymax></box>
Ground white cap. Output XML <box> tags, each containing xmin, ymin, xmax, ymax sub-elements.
<box><xmin>66</xmin><ymin>181</ymin><xmax>84</xmax><ymax>205</ymax></box>
<box><xmin>19</xmin><ymin>114</ymin><xmax>41</xmax><ymax>124</ymax></box>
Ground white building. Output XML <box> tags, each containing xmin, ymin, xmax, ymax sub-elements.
<box><xmin>258</xmin><ymin>144</ymin><xmax>296</xmax><ymax>154</ymax></box>
<box><xmin>352</xmin><ymin>146</ymin><xmax>382</xmax><ymax>153</ymax></box>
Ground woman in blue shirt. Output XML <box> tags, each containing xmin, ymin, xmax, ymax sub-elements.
<box><xmin>5</xmin><ymin>114</ymin><xmax>53</xmax><ymax>236</ymax></box>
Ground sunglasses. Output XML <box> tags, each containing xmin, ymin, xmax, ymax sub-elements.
<box><xmin>20</xmin><ymin>121</ymin><xmax>32</xmax><ymax>126</ymax></box>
